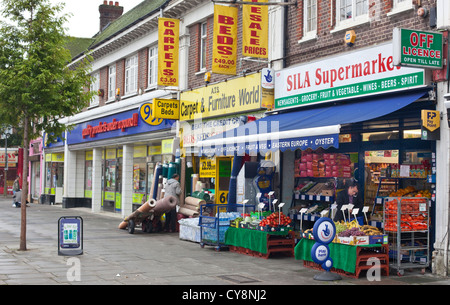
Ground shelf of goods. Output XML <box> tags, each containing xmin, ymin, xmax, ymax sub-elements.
<box><xmin>198</xmin><ymin>203</ymin><xmax>255</xmax><ymax>252</ymax></box>
<box><xmin>383</xmin><ymin>197</ymin><xmax>430</xmax><ymax>276</ymax></box>
<box><xmin>371</xmin><ymin>177</ymin><xmax>431</xmax><ymax>216</ymax></box>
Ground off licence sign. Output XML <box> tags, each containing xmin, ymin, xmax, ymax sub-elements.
<box><xmin>393</xmin><ymin>28</ymin><xmax>443</xmax><ymax>69</ymax></box>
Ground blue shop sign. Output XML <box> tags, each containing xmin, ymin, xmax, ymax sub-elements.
<box><xmin>67</xmin><ymin>108</ymin><xmax>175</xmax><ymax>145</ymax></box>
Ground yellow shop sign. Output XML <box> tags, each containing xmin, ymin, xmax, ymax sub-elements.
<box><xmin>180</xmin><ymin>72</ymin><xmax>271</xmax><ymax>121</ymax></box>
<box><xmin>152</xmin><ymin>99</ymin><xmax>180</xmax><ymax>120</ymax></box>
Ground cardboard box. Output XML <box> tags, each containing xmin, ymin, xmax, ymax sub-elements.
<box><xmin>321</xmin><ymin>189</ymin><xmax>334</xmax><ymax>196</ymax></box>
<box><xmin>369</xmin><ymin>234</ymin><xmax>388</xmax><ymax>245</ymax></box>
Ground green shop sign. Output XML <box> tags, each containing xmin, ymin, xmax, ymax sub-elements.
<box><xmin>274</xmin><ymin>43</ymin><xmax>427</xmax><ymax>110</ymax></box>
<box><xmin>393</xmin><ymin>28</ymin><xmax>443</xmax><ymax>69</ymax></box>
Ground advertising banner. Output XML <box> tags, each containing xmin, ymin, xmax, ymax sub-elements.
<box><xmin>275</xmin><ymin>43</ymin><xmax>426</xmax><ymax>110</ymax></box>
<box><xmin>158</xmin><ymin>18</ymin><xmax>179</xmax><ymax>87</ymax></box>
<box><xmin>179</xmin><ymin>73</ymin><xmax>267</xmax><ymax>121</ymax></box>
<box><xmin>212</xmin><ymin>5</ymin><xmax>238</xmax><ymax>75</ymax></box>
<box><xmin>242</xmin><ymin>0</ymin><xmax>268</xmax><ymax>58</ymax></box>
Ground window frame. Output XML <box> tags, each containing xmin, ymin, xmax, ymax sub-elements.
<box><xmin>333</xmin><ymin>0</ymin><xmax>369</xmax><ymax>32</ymax></box>
<box><xmin>125</xmin><ymin>54</ymin><xmax>138</xmax><ymax>96</ymax></box>
<box><xmin>108</xmin><ymin>65</ymin><xmax>116</xmax><ymax>102</ymax></box>
<box><xmin>300</xmin><ymin>0</ymin><xmax>318</xmax><ymax>43</ymax></box>
<box><xmin>148</xmin><ymin>45</ymin><xmax>158</xmax><ymax>89</ymax></box>
<box><xmin>89</xmin><ymin>71</ymin><xmax>100</xmax><ymax>107</ymax></box>
<box><xmin>199</xmin><ymin>21</ymin><xmax>207</xmax><ymax>72</ymax></box>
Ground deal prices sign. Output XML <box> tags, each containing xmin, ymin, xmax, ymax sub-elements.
<box><xmin>274</xmin><ymin>43</ymin><xmax>426</xmax><ymax>110</ymax></box>
<box><xmin>393</xmin><ymin>28</ymin><xmax>444</xmax><ymax>69</ymax></box>
<box><xmin>242</xmin><ymin>0</ymin><xmax>269</xmax><ymax>58</ymax></box>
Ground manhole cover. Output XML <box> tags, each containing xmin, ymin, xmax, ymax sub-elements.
<box><xmin>217</xmin><ymin>275</ymin><xmax>261</xmax><ymax>284</ymax></box>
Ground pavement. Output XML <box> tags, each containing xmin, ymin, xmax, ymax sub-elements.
<box><xmin>1</xmin><ymin>196</ymin><xmax>449</xmax><ymax>290</ymax></box>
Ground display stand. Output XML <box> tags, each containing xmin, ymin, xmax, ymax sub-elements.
<box><xmin>225</xmin><ymin>227</ymin><xmax>295</xmax><ymax>259</ymax></box>
<box><xmin>296</xmin><ymin>238</ymin><xmax>389</xmax><ymax>279</ymax></box>
<box><xmin>383</xmin><ymin>197</ymin><xmax>430</xmax><ymax>276</ymax></box>
<box><xmin>199</xmin><ymin>203</ymin><xmax>254</xmax><ymax>251</ymax></box>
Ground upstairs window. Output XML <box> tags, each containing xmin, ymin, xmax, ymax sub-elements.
<box><xmin>148</xmin><ymin>45</ymin><xmax>158</xmax><ymax>88</ymax></box>
<box><xmin>125</xmin><ymin>54</ymin><xmax>138</xmax><ymax>95</ymax></box>
<box><xmin>90</xmin><ymin>71</ymin><xmax>100</xmax><ymax>107</ymax></box>
<box><xmin>108</xmin><ymin>65</ymin><xmax>116</xmax><ymax>101</ymax></box>
<box><xmin>302</xmin><ymin>0</ymin><xmax>317</xmax><ymax>41</ymax></box>
<box><xmin>336</xmin><ymin>0</ymin><xmax>368</xmax><ymax>29</ymax></box>
<box><xmin>199</xmin><ymin>22</ymin><xmax>207</xmax><ymax>71</ymax></box>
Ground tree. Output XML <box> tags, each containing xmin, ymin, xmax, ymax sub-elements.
<box><xmin>0</xmin><ymin>0</ymin><xmax>94</xmax><ymax>251</ymax></box>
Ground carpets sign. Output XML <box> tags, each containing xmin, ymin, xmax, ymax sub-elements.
<box><xmin>275</xmin><ymin>43</ymin><xmax>426</xmax><ymax>110</ymax></box>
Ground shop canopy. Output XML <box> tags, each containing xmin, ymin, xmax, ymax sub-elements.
<box><xmin>197</xmin><ymin>89</ymin><xmax>430</xmax><ymax>157</ymax></box>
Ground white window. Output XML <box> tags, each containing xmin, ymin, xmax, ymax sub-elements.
<box><xmin>108</xmin><ymin>65</ymin><xmax>116</xmax><ymax>101</ymax></box>
<box><xmin>125</xmin><ymin>54</ymin><xmax>138</xmax><ymax>95</ymax></box>
<box><xmin>303</xmin><ymin>0</ymin><xmax>317</xmax><ymax>40</ymax></box>
<box><xmin>199</xmin><ymin>22</ymin><xmax>207</xmax><ymax>71</ymax></box>
<box><xmin>389</xmin><ymin>0</ymin><xmax>414</xmax><ymax>16</ymax></box>
<box><xmin>148</xmin><ymin>45</ymin><xmax>158</xmax><ymax>88</ymax></box>
<box><xmin>336</xmin><ymin>0</ymin><xmax>368</xmax><ymax>28</ymax></box>
<box><xmin>90</xmin><ymin>71</ymin><xmax>100</xmax><ymax>107</ymax></box>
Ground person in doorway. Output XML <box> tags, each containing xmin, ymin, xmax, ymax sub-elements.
<box><xmin>164</xmin><ymin>173</ymin><xmax>181</xmax><ymax>232</ymax></box>
<box><xmin>333</xmin><ymin>181</ymin><xmax>364</xmax><ymax>223</ymax></box>
<box><xmin>13</xmin><ymin>175</ymin><xmax>20</xmax><ymax>195</ymax></box>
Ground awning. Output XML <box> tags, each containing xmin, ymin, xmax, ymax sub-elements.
<box><xmin>198</xmin><ymin>89</ymin><xmax>430</xmax><ymax>157</ymax></box>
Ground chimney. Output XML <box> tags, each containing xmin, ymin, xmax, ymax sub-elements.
<box><xmin>99</xmin><ymin>1</ymin><xmax>124</xmax><ymax>32</ymax></box>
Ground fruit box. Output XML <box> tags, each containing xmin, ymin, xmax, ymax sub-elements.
<box><xmin>338</xmin><ymin>236</ymin><xmax>369</xmax><ymax>245</ymax></box>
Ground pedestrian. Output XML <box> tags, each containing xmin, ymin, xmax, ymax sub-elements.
<box><xmin>333</xmin><ymin>181</ymin><xmax>364</xmax><ymax>223</ymax></box>
<box><xmin>13</xmin><ymin>175</ymin><xmax>20</xmax><ymax>195</ymax></box>
<box><xmin>163</xmin><ymin>173</ymin><xmax>181</xmax><ymax>232</ymax></box>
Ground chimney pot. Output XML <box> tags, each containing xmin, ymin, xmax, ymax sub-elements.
<box><xmin>103</xmin><ymin>0</ymin><xmax>107</xmax><ymax>4</ymax></box>
<box><xmin>115</xmin><ymin>2</ymin><xmax>119</xmax><ymax>6</ymax></box>
<box><xmin>109</xmin><ymin>1</ymin><xmax>113</xmax><ymax>5</ymax></box>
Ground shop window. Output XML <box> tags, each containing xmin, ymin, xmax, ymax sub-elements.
<box><xmin>403</xmin><ymin>129</ymin><xmax>421</xmax><ymax>139</ymax></box>
<box><xmin>339</xmin><ymin>133</ymin><xmax>353</xmax><ymax>143</ymax></box>
<box><xmin>85</xmin><ymin>160</ymin><xmax>92</xmax><ymax>198</ymax></box>
<box><xmin>133</xmin><ymin>160</ymin><xmax>147</xmax><ymax>204</ymax></box>
<box><xmin>362</xmin><ymin>131</ymin><xmax>399</xmax><ymax>142</ymax></box>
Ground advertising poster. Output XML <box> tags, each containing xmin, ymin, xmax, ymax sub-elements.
<box><xmin>212</xmin><ymin>5</ymin><xmax>238</xmax><ymax>75</ymax></box>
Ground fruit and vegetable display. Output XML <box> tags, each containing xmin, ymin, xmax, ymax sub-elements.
<box><xmin>389</xmin><ymin>186</ymin><xmax>431</xmax><ymax>198</ymax></box>
<box><xmin>258</xmin><ymin>212</ymin><xmax>292</xmax><ymax>231</ymax></box>
<box><xmin>303</xmin><ymin>219</ymin><xmax>385</xmax><ymax>245</ymax></box>
<box><xmin>384</xmin><ymin>198</ymin><xmax>428</xmax><ymax>232</ymax></box>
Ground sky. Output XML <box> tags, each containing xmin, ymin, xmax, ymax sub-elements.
<box><xmin>51</xmin><ymin>0</ymin><xmax>144</xmax><ymax>38</ymax></box>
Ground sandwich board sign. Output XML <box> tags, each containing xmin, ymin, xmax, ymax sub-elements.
<box><xmin>58</xmin><ymin>216</ymin><xmax>83</xmax><ymax>256</ymax></box>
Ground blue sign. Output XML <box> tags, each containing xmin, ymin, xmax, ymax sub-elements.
<box><xmin>58</xmin><ymin>216</ymin><xmax>83</xmax><ymax>256</ymax></box>
<box><xmin>199</xmin><ymin>133</ymin><xmax>339</xmax><ymax>157</ymax></box>
<box><xmin>311</xmin><ymin>217</ymin><xmax>336</xmax><ymax>273</ymax></box>
<box><xmin>66</xmin><ymin>107</ymin><xmax>175</xmax><ymax>145</ymax></box>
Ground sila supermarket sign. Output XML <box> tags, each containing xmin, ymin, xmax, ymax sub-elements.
<box><xmin>275</xmin><ymin>43</ymin><xmax>426</xmax><ymax>110</ymax></box>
